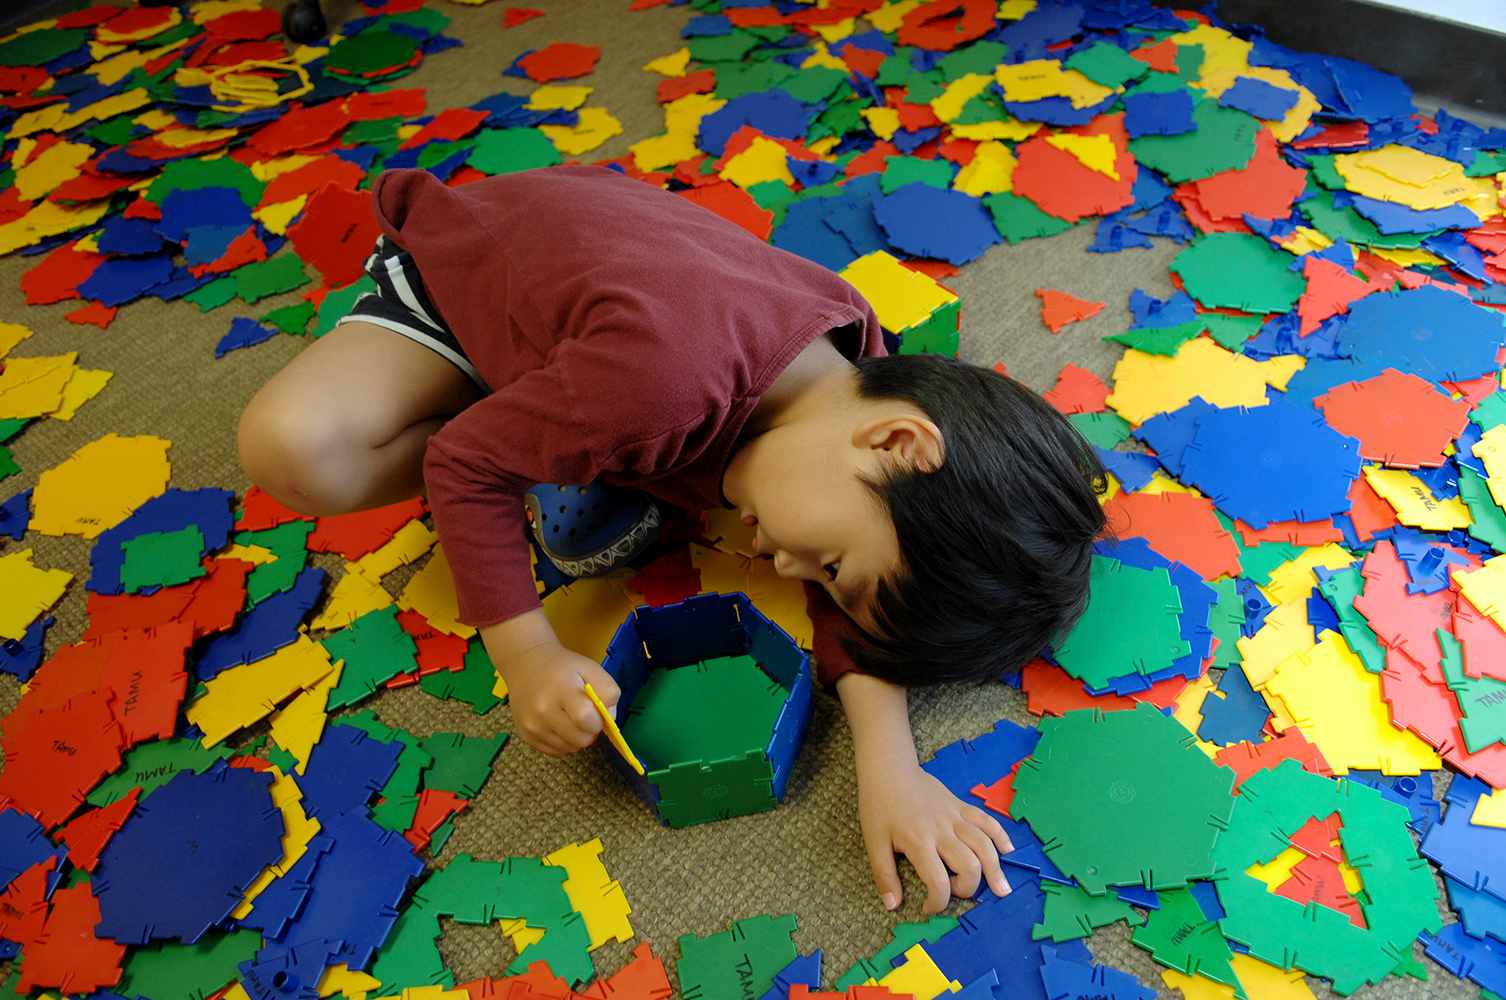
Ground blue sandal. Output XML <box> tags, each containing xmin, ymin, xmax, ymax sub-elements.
<box><xmin>523</xmin><ymin>481</ymin><xmax>663</xmax><ymax>579</ymax></box>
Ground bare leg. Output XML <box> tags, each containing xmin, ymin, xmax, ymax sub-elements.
<box><xmin>238</xmin><ymin>320</ymin><xmax>484</xmax><ymax>516</ymax></box>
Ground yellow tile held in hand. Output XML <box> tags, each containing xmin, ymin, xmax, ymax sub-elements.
<box><xmin>1264</xmin><ymin>631</ymin><xmax>1441</xmax><ymax>775</ymax></box>
<box><xmin>0</xmin><ymin>549</ymin><xmax>73</xmax><ymax>641</ymax></box>
<box><xmin>642</xmin><ymin>47</ymin><xmax>690</xmax><ymax>77</ymax></box>
<box><xmin>544</xmin><ymin>838</ymin><xmax>634</xmax><ymax>950</ymax></box>
<box><xmin>31</xmin><ymin>433</ymin><xmax>171</xmax><ymax>539</ymax></box>
<box><xmin>718</xmin><ymin>135</ymin><xmax>797</xmax><ymax>189</ymax></box>
<box><xmin>51</xmin><ymin>368</ymin><xmax>113</xmax><ymax>421</ymax></box>
<box><xmin>268</xmin><ymin>665</ymin><xmax>341</xmax><ymax>772</ymax></box>
<box><xmin>1363</xmin><ymin>465</ymin><xmax>1472</xmax><ymax>532</ymax></box>
<box><xmin>1044</xmin><ymin>132</ymin><xmax>1119</xmax><ymax>180</ymax></box>
<box><xmin>1263</xmin><ymin>543</ymin><xmax>1357</xmax><ymax>605</ymax></box>
<box><xmin>356</xmin><ymin>519</ymin><xmax>437</xmax><ymax>577</ymax></box>
<box><xmin>0</xmin><ymin>353</ymin><xmax>78</xmax><ymax>419</ymax></box>
<box><xmin>186</xmin><ymin>634</ymin><xmax>337</xmax><ymax>746</ymax></box>
<box><xmin>231</xmin><ymin>765</ymin><xmax>323</xmax><ymax>918</ymax></box>
<box><xmin>541</xmin><ymin>107</ymin><xmax>624</xmax><ymax>156</ymax></box>
<box><xmin>1104</xmin><ymin>338</ymin><xmax>1305</xmax><ymax>425</ymax></box>
<box><xmin>397</xmin><ymin>545</ymin><xmax>476</xmax><ymax>638</ymax></box>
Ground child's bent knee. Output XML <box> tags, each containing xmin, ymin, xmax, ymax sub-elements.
<box><xmin>237</xmin><ymin>391</ymin><xmax>356</xmax><ymax>516</ymax></box>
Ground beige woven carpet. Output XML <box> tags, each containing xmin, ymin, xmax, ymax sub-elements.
<box><xmin>0</xmin><ymin>1</ymin><xmax>1481</xmax><ymax>998</ymax></box>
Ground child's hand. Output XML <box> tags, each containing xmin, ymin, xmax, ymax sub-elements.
<box><xmin>481</xmin><ymin>610</ymin><xmax>622</xmax><ymax>757</ymax></box>
<box><xmin>857</xmin><ymin>760</ymin><xmax>1014</xmax><ymax>915</ymax></box>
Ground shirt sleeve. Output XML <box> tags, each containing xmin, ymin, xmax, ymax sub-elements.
<box><xmin>804</xmin><ymin>581</ymin><xmax>868</xmax><ymax>687</ymax></box>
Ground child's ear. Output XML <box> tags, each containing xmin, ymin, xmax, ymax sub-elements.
<box><xmin>855</xmin><ymin>414</ymin><xmax>944</xmax><ymax>472</ymax></box>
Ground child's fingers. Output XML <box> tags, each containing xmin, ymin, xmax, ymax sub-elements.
<box><xmin>912</xmin><ymin>850</ymin><xmax>955</xmax><ymax>916</ymax></box>
<box><xmin>864</xmin><ymin>839</ymin><xmax>904</xmax><ymax>911</ymax></box>
<box><xmin>956</xmin><ymin>822</ymin><xmax>1011</xmax><ymax>898</ymax></box>
<box><xmin>937</xmin><ymin>833</ymin><xmax>983</xmax><ymax>899</ymax></box>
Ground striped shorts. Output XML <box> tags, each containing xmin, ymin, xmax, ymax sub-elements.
<box><xmin>338</xmin><ymin>235</ymin><xmax>491</xmax><ymax>393</ymax></box>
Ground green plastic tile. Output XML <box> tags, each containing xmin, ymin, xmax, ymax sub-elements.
<box><xmin>677</xmin><ymin>914</ymin><xmax>799</xmax><ymax>1000</ymax></box>
<box><xmin>1033</xmin><ymin>881</ymin><xmax>1145</xmax><ymax>942</ymax></box>
<box><xmin>120</xmin><ymin>526</ymin><xmax>207</xmax><ymax>593</ymax></box>
<box><xmin>1067</xmin><ymin>410</ymin><xmax>1132</xmax><ymax>449</ymax></box>
<box><xmin>418</xmin><ymin>732</ymin><xmax>508</xmax><ymax>798</ymax></box>
<box><xmin>1128</xmin><ymin>99</ymin><xmax>1260</xmax><ymax>183</ymax></box>
<box><xmin>983</xmin><ymin>191</ymin><xmax>1076</xmax><ymax>244</ymax></box>
<box><xmin>419</xmin><ymin>636</ymin><xmax>503</xmax><ymax>714</ymax></box>
<box><xmin>835</xmin><ymin>917</ymin><xmax>959</xmax><ymax>989</ymax></box>
<box><xmin>1130</xmin><ymin>886</ymin><xmax>1239</xmax><ymax>988</ymax></box>
<box><xmin>1460</xmin><ymin>465</ymin><xmax>1506</xmax><ymax>555</ymax></box>
<box><xmin>320</xmin><ymin>606</ymin><xmax>420</xmax><ymax>711</ymax></box>
<box><xmin>621</xmin><ymin>655</ymin><xmax>785</xmax><ymax>771</ymax></box>
<box><xmin>115</xmin><ymin>928</ymin><xmax>263</xmax><ymax>1000</ymax></box>
<box><xmin>1438</xmin><ymin>628</ymin><xmax>1506</xmax><ymax>753</ymax></box>
<box><xmin>1065</xmin><ymin>42</ymin><xmax>1149</xmax><ymax>88</ymax></box>
<box><xmin>467</xmin><ymin>127</ymin><xmax>562</xmax><ymax>176</ymax></box>
<box><xmin>234</xmin><ymin>253</ymin><xmax>310</xmax><ymax>304</ymax></box>
<box><xmin>1053</xmin><ymin>557</ymin><xmax>1190</xmax><ymax>689</ymax></box>
<box><xmin>233</xmin><ymin>519</ymin><xmax>314</xmax><ymax>608</ymax></box>
<box><xmin>261</xmin><ymin>300</ymin><xmax>317</xmax><ymax>336</ymax></box>
<box><xmin>85</xmin><ymin>738</ymin><xmax>237</xmax><ymax>807</ymax></box>
<box><xmin>881</xmin><ymin>155</ymin><xmax>955</xmax><ymax>194</ymax></box>
<box><xmin>1169</xmin><ymin>233</ymin><xmax>1306</xmax><ymax>314</ymax></box>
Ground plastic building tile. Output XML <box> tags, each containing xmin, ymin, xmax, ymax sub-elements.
<box><xmin>1295</xmin><ymin>255</ymin><xmax>1381</xmax><ymax>336</ymax></box>
<box><xmin>1355</xmin><ymin>540</ymin><xmax>1458</xmax><ymax>666</ymax></box>
<box><xmin>1196</xmin><ymin>665</ymin><xmax>1271</xmax><ymax>747</ymax></box>
<box><xmin>215</xmin><ymin>317</ymin><xmax>277</xmax><ymax>358</ymax></box>
<box><xmin>1035</xmin><ymin>289</ymin><xmax>1105</xmax><ymax>333</ymax></box>
<box><xmin>234</xmin><ymin>519</ymin><xmax>315</xmax><ymax>608</ymax></box>
<box><xmin>1316</xmin><ymin>369</ymin><xmax>1471</xmax><ymax>470</ymax></box>
<box><xmin>308</xmin><ymin>497</ymin><xmax>428</xmax><ymax>560</ymax></box>
<box><xmin>15</xmin><ymin>881</ymin><xmax>125</xmax><ymax>994</ymax></box>
<box><xmin>1103</xmin><ymin>490</ymin><xmax>1243</xmax><ymax>582</ymax></box>
<box><xmin>296</xmin><ymin>721</ymin><xmax>404</xmax><ymax>821</ymax></box>
<box><xmin>1011</xmin><ymin>704</ymin><xmax>1236</xmax><ymax>894</ymax></box>
<box><xmin>96</xmin><ymin>622</ymin><xmax>192</xmax><ymax>746</ymax></box>
<box><xmin>0</xmin><ymin>548</ymin><xmax>71</xmax><ymax>642</ymax></box>
<box><xmin>678</xmin><ymin>914</ymin><xmax>799</xmax><ymax>1000</ymax></box>
<box><xmin>319</xmin><ymin>605</ymin><xmax>420</xmax><ymax>710</ymax></box>
<box><xmin>88</xmin><ymin>487</ymin><xmax>235</xmax><ymax>596</ymax></box>
<box><xmin>268</xmin><ymin>669</ymin><xmax>339</xmax><ymax>775</ymax></box>
<box><xmin>1052</xmin><ymin>556</ymin><xmax>1189</xmax><ymax>689</ymax></box>
<box><xmin>419</xmin><ymin>636</ymin><xmax>503</xmax><ymax>714</ymax></box>
<box><xmin>0</xmin><ymin>807</ymin><xmax>56</xmax><ymax>894</ymax></box>
<box><xmin>196</xmin><ymin>565</ymin><xmax>327</xmax><ymax>680</ymax></box>
<box><xmin>186</xmin><ymin>633</ymin><xmax>337</xmax><ymax>747</ymax></box>
<box><xmin>1447</xmin><ymin>875</ymin><xmax>1506</xmax><ymax>941</ymax></box>
<box><xmin>416</xmin><ymin>732</ymin><xmax>508</xmax><ymax>799</ymax></box>
<box><xmin>1211</xmin><ymin>761</ymin><xmax>1441</xmax><ymax>994</ymax></box>
<box><xmin>113</xmin><ymin>927</ymin><xmax>263</xmax><ymax>1000</ymax></box>
<box><xmin>1105</xmin><ymin>339</ymin><xmax>1304</xmax><ymax>426</ymax></box>
<box><xmin>835</xmin><ymin>918</ymin><xmax>960</xmax><ymax>989</ymax></box>
<box><xmin>0</xmin><ymin>693</ymin><xmax>126</xmax><ymax>829</ymax></box>
<box><xmin>229</xmin><ymin>767</ymin><xmax>322</xmax><ymax>922</ymax></box>
<box><xmin>1032</xmin><ymin>881</ymin><xmax>1144</xmax><ymax>942</ymax></box>
<box><xmin>314</xmin><ymin>563</ymin><xmax>397</xmax><ymax>633</ymax></box>
<box><xmin>1438</xmin><ymin>629</ymin><xmax>1506</xmax><ymax>753</ymax></box>
<box><xmin>872</xmin><ymin>183</ymin><xmax>1002</xmax><ymax>265</ymax></box>
<box><xmin>1338</xmin><ymin>285</ymin><xmax>1505</xmax><ymax>386</ymax></box>
<box><xmin>1421</xmin><ymin>921</ymin><xmax>1506</xmax><ymax>996</ymax></box>
<box><xmin>1043</xmin><ymin>363</ymin><xmax>1110</xmax><ymax>414</ymax></box>
<box><xmin>0</xmin><ymin>856</ymin><xmax>52</xmax><ymax>948</ymax></box>
<box><xmin>1421</xmin><ymin>777</ymin><xmax>1506</xmax><ymax>904</ymax></box>
<box><xmin>240</xmin><ymin>937</ymin><xmax>343</xmax><ymax>1000</ymax></box>
<box><xmin>1038</xmin><ymin>946</ymin><xmax>1155</xmax><ymax>1000</ymax></box>
<box><xmin>1455</xmin><ymin>591</ymin><xmax>1506</xmax><ymax>682</ymax></box>
<box><xmin>93</xmin><ymin>763</ymin><xmax>283</xmax><ymax>945</ymax></box>
<box><xmin>29</xmin><ymin>433</ymin><xmax>171</xmax><ymax>540</ymax></box>
<box><xmin>398</xmin><ymin>544</ymin><xmax>477</xmax><ymax>639</ymax></box>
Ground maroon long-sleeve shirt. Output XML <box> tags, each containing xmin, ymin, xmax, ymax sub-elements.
<box><xmin>370</xmin><ymin>166</ymin><xmax>885</xmax><ymax>683</ymax></box>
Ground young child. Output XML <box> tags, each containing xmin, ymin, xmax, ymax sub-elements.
<box><xmin>239</xmin><ymin>165</ymin><xmax>1107</xmax><ymax>915</ymax></box>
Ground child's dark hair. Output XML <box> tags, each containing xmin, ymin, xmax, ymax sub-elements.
<box><xmin>845</xmin><ymin>353</ymin><xmax>1108</xmax><ymax>686</ymax></box>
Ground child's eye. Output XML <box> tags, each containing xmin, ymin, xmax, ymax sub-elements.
<box><xmin>824</xmin><ymin>563</ymin><xmax>840</xmax><ymax>581</ymax></box>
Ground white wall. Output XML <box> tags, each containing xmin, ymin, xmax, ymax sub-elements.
<box><xmin>1358</xmin><ymin>0</ymin><xmax>1506</xmax><ymax>34</ymax></box>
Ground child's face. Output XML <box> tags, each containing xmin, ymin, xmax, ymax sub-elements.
<box><xmin>728</xmin><ymin>449</ymin><xmax>901</xmax><ymax>636</ymax></box>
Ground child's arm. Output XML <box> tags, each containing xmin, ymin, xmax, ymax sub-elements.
<box><xmin>480</xmin><ymin>609</ymin><xmax>622</xmax><ymax>756</ymax></box>
<box><xmin>836</xmin><ymin>670</ymin><xmax>1014</xmax><ymax>914</ymax></box>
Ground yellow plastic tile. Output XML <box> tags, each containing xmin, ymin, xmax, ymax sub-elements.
<box><xmin>953</xmin><ymin>140</ymin><xmax>1016</xmax><ymax>197</ymax></box>
<box><xmin>1229</xmin><ymin>953</ymin><xmax>1317</xmax><ymax>1000</ymax></box>
<box><xmin>355</xmin><ymin>519</ymin><xmax>437</xmax><ymax>577</ymax></box>
<box><xmin>218</xmin><ymin>543</ymin><xmax>278</xmax><ymax>565</ymax></box>
<box><xmin>153</xmin><ymin>124</ymin><xmax>239</xmax><ymax>149</ymax></box>
<box><xmin>187</xmin><ymin>633</ymin><xmax>337</xmax><ymax>746</ymax></box>
<box><xmin>1262</xmin><ymin>543</ymin><xmax>1357</xmax><ymax>605</ymax></box>
<box><xmin>867</xmin><ymin>0</ymin><xmax>927</xmax><ymax>34</ymax></box>
<box><xmin>13</xmin><ymin>141</ymin><xmax>94</xmax><ymax>202</ymax></box>
<box><xmin>586</xmin><ymin>682</ymin><xmax>644</xmax><ymax>776</ymax></box>
<box><xmin>1369</xmin><ymin>246</ymin><xmax>1448</xmax><ymax>268</ymax></box>
<box><xmin>541</xmin><ymin>107</ymin><xmax>624</xmax><ymax>156</ymax></box>
<box><xmin>51</xmin><ymin>368</ymin><xmax>113</xmax><ymax>421</ymax></box>
<box><xmin>840</xmin><ymin>251</ymin><xmax>958</xmax><ymax>334</ymax></box>
<box><xmin>1246</xmin><ymin>845</ymin><xmax>1306</xmax><ymax>891</ymax></box>
<box><xmin>231</xmin><ymin>766</ymin><xmax>323</xmax><ymax>918</ymax></box>
<box><xmin>1473</xmin><ymin>424</ymin><xmax>1506</xmax><ymax>509</ymax></box>
<box><xmin>1139</xmin><ymin>472</ymin><xmax>1202</xmax><ymax>496</ymax></box>
<box><xmin>998</xmin><ymin>0</ymin><xmax>1037</xmax><ymax>16</ymax></box>
<box><xmin>396</xmin><ymin>546</ymin><xmax>476</xmax><ymax>638</ymax></box>
<box><xmin>1170</xmin><ymin>672</ymin><xmax>1222</xmax><ymax>758</ymax></box>
<box><xmin>0</xmin><ymin>353</ymin><xmax>77</xmax><ymax>419</ymax></box>
<box><xmin>861</xmin><ymin>106</ymin><xmax>901</xmax><ymax>141</ymax></box>
<box><xmin>254</xmin><ymin>196</ymin><xmax>307</xmax><ymax>235</ymax></box>
<box><xmin>0</xmin><ymin>321</ymin><xmax>32</xmax><ymax>358</ymax></box>
<box><xmin>1044</xmin><ymin>132</ymin><xmax>1118</xmax><ymax>180</ymax></box>
<box><xmin>1363</xmin><ymin>465</ymin><xmax>1472</xmax><ymax>531</ymax></box>
<box><xmin>0</xmin><ymin>549</ymin><xmax>72</xmax><ymax>642</ymax></box>
<box><xmin>931</xmin><ymin>73</ymin><xmax>995</xmax><ymax>123</ymax></box>
<box><xmin>544</xmin><ymin>838</ymin><xmax>634</xmax><ymax>950</ymax></box>
<box><xmin>719</xmin><ymin>135</ymin><xmax>797</xmax><ymax>189</ymax></box>
<box><xmin>1237</xmin><ymin>599</ymin><xmax>1317</xmax><ymax>689</ymax></box>
<box><xmin>527</xmin><ymin>85</ymin><xmax>593</xmax><ymax>111</ymax></box>
<box><xmin>31</xmin><ymin>433</ymin><xmax>171</xmax><ymax>539</ymax></box>
<box><xmin>541</xmin><ymin>571</ymin><xmax>644</xmax><ymax>663</ymax></box>
<box><xmin>642</xmin><ymin>47</ymin><xmax>690</xmax><ymax>77</ymax></box>
<box><xmin>56</xmin><ymin>88</ymin><xmax>151</xmax><ymax>132</ymax></box>
<box><xmin>318</xmin><ymin>963</ymin><xmax>381</xmax><ymax>1000</ymax></box>
<box><xmin>1335</xmin><ymin>145</ymin><xmax>1497</xmax><ymax>211</ymax></box>
<box><xmin>1472</xmin><ymin>787</ymin><xmax>1506</xmax><ymax>828</ymax></box>
<box><xmin>630</xmin><ymin>93</ymin><xmax>725</xmax><ymax>172</ymax></box>
<box><xmin>1264</xmin><ymin>631</ymin><xmax>1441</xmax><ymax>775</ymax></box>
<box><xmin>875</xmin><ymin>945</ymin><xmax>962</xmax><ymax>1000</ymax></box>
<box><xmin>498</xmin><ymin>917</ymin><xmax>546</xmax><ymax>951</ymax></box>
<box><xmin>688</xmin><ymin>543</ymin><xmax>813</xmax><ymax>648</ymax></box>
<box><xmin>949</xmin><ymin>118</ymin><xmax>1043</xmax><ymax>142</ymax></box>
<box><xmin>1162</xmin><ymin>968</ymin><xmax>1237</xmax><ymax>1000</ymax></box>
<box><xmin>1166</xmin><ymin>23</ymin><xmax>1253</xmax><ymax>87</ymax></box>
<box><xmin>800</xmin><ymin>41</ymin><xmax>849</xmax><ymax>72</ymax></box>
<box><xmin>7</xmin><ymin>104</ymin><xmax>65</xmax><ymax>140</ymax></box>
<box><xmin>375</xmin><ymin>987</ymin><xmax>470</xmax><ymax>1000</ymax></box>
<box><xmin>0</xmin><ymin>198</ymin><xmax>114</xmax><ymax>256</ymax></box>
<box><xmin>1453</xmin><ymin>556</ymin><xmax>1506</xmax><ymax>633</ymax></box>
<box><xmin>995</xmin><ymin>60</ymin><xmax>1116</xmax><ymax>109</ymax></box>
<box><xmin>1104</xmin><ymin>338</ymin><xmax>1306</xmax><ymax>425</ymax></box>
<box><xmin>268</xmin><ymin>666</ymin><xmax>340</xmax><ymax>773</ymax></box>
<box><xmin>1277</xmin><ymin>225</ymin><xmax>1334</xmax><ymax>257</ymax></box>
